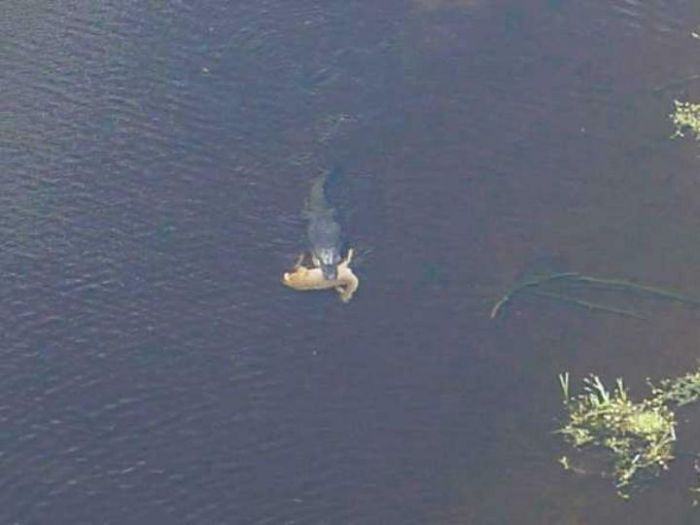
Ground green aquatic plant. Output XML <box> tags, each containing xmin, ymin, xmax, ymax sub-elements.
<box><xmin>558</xmin><ymin>373</ymin><xmax>677</xmax><ymax>497</ymax></box>
<box><xmin>652</xmin><ymin>365</ymin><xmax>700</xmax><ymax>504</ymax></box>
<box><xmin>558</xmin><ymin>365</ymin><xmax>700</xmax><ymax>498</ymax></box>
<box><xmin>670</xmin><ymin>100</ymin><xmax>700</xmax><ymax>140</ymax></box>
<box><xmin>650</xmin><ymin>366</ymin><xmax>700</xmax><ymax>408</ymax></box>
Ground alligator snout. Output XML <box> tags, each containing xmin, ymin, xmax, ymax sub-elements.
<box><xmin>320</xmin><ymin>263</ymin><xmax>338</xmax><ymax>280</ymax></box>
<box><xmin>314</xmin><ymin>247</ymin><xmax>341</xmax><ymax>280</ymax></box>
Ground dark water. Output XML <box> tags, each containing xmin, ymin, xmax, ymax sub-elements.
<box><xmin>3</xmin><ymin>0</ymin><xmax>700</xmax><ymax>523</ymax></box>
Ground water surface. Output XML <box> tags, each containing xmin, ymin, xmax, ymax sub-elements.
<box><xmin>3</xmin><ymin>0</ymin><xmax>700</xmax><ymax>523</ymax></box>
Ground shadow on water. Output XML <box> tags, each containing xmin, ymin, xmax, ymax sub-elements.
<box><xmin>3</xmin><ymin>0</ymin><xmax>700</xmax><ymax>523</ymax></box>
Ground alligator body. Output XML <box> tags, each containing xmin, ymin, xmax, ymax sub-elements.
<box><xmin>304</xmin><ymin>170</ymin><xmax>342</xmax><ymax>280</ymax></box>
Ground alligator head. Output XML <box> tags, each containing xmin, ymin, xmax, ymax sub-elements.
<box><xmin>313</xmin><ymin>247</ymin><xmax>341</xmax><ymax>280</ymax></box>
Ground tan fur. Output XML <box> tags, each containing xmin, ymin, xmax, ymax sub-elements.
<box><xmin>281</xmin><ymin>249</ymin><xmax>359</xmax><ymax>303</ymax></box>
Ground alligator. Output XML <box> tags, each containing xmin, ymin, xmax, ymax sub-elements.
<box><xmin>281</xmin><ymin>167</ymin><xmax>360</xmax><ymax>302</ymax></box>
<box><xmin>304</xmin><ymin>169</ymin><xmax>343</xmax><ymax>280</ymax></box>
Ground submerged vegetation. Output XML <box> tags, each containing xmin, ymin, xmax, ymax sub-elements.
<box><xmin>490</xmin><ymin>271</ymin><xmax>700</xmax><ymax>320</ymax></box>
<box><xmin>670</xmin><ymin>100</ymin><xmax>700</xmax><ymax>140</ymax></box>
<box><xmin>558</xmin><ymin>367</ymin><xmax>700</xmax><ymax>498</ymax></box>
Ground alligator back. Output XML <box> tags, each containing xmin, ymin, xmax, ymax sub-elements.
<box><xmin>304</xmin><ymin>170</ymin><xmax>342</xmax><ymax>279</ymax></box>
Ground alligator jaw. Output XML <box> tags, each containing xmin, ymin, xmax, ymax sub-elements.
<box><xmin>321</xmin><ymin>263</ymin><xmax>338</xmax><ymax>280</ymax></box>
<box><xmin>313</xmin><ymin>248</ymin><xmax>340</xmax><ymax>280</ymax></box>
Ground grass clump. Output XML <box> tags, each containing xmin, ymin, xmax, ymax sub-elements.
<box><xmin>650</xmin><ymin>368</ymin><xmax>700</xmax><ymax>408</ymax></box>
<box><xmin>670</xmin><ymin>100</ymin><xmax>700</xmax><ymax>140</ymax></box>
<box><xmin>558</xmin><ymin>373</ymin><xmax>676</xmax><ymax>497</ymax></box>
